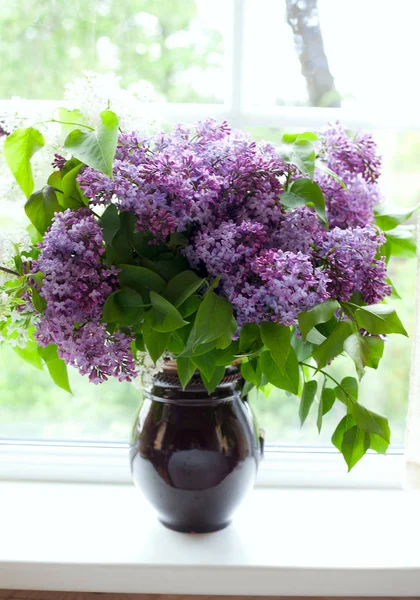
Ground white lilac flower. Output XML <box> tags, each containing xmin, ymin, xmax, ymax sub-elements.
<box><xmin>64</xmin><ymin>70</ymin><xmax>159</xmax><ymax>132</ymax></box>
<box><xmin>0</xmin><ymin>71</ymin><xmax>160</xmax><ymax>208</ymax></box>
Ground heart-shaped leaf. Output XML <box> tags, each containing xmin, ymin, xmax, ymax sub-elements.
<box><xmin>4</xmin><ymin>127</ymin><xmax>45</xmax><ymax>197</ymax></box>
<box><xmin>64</xmin><ymin>110</ymin><xmax>119</xmax><ymax>177</ymax></box>
<box><xmin>25</xmin><ymin>186</ymin><xmax>63</xmax><ymax>235</ymax></box>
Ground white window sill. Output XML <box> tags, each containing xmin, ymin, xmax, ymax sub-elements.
<box><xmin>1</xmin><ymin>481</ymin><xmax>419</xmax><ymax>596</ymax></box>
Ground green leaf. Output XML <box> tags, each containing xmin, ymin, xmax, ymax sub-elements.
<box><xmin>56</xmin><ymin>107</ymin><xmax>87</xmax><ymax>135</ymax></box>
<box><xmin>260</xmin><ymin>348</ymin><xmax>299</xmax><ymax>394</ymax></box>
<box><xmin>118</xmin><ymin>265</ymin><xmax>166</xmax><ymax>300</ymax></box>
<box><xmin>369</xmin><ymin>434</ymin><xmax>389</xmax><ymax>454</ymax></box>
<box><xmin>143</xmin><ymin>315</ymin><xmax>171</xmax><ymax>363</ymax></box>
<box><xmin>344</xmin><ymin>333</ymin><xmax>385</xmax><ymax>379</ymax></box>
<box><xmin>352</xmin><ymin>403</ymin><xmax>390</xmax><ymax>442</ymax></box>
<box><xmin>135</xmin><ymin>334</ymin><xmax>145</xmax><ymax>352</ymax></box>
<box><xmin>281</xmin><ymin>139</ymin><xmax>316</xmax><ymax>178</ymax></box>
<box><xmin>316</xmin><ymin>316</ymin><xmax>339</xmax><ymax>338</ymax></box>
<box><xmin>241</xmin><ymin>380</ymin><xmax>255</xmax><ymax>398</ymax></box>
<box><xmin>241</xmin><ymin>358</ymin><xmax>262</xmax><ymax>387</ymax></box>
<box><xmin>298</xmin><ymin>300</ymin><xmax>339</xmax><ymax>341</ymax></box>
<box><xmin>163</xmin><ymin>270</ymin><xmax>204</xmax><ymax>307</ymax></box>
<box><xmin>296</xmin><ymin>131</ymin><xmax>318</xmax><ymax>142</ymax></box>
<box><xmin>13</xmin><ymin>340</ymin><xmax>43</xmax><ymax>370</ymax></box>
<box><xmin>299</xmin><ymin>380</ymin><xmax>318</xmax><ymax>425</ymax></box>
<box><xmin>343</xmin><ymin>333</ymin><xmax>368</xmax><ymax>379</ymax></box>
<box><xmin>38</xmin><ymin>344</ymin><xmax>72</xmax><ymax>393</ymax></box>
<box><xmin>4</xmin><ymin>127</ymin><xmax>45</xmax><ymax>197</ymax></box>
<box><xmin>179</xmin><ymin>295</ymin><xmax>201</xmax><ymax>318</ymax></box>
<box><xmin>150</xmin><ymin>291</ymin><xmax>188</xmax><ymax>333</ymax></box>
<box><xmin>335</xmin><ymin>376</ymin><xmax>358</xmax><ymax>405</ymax></box>
<box><xmin>363</xmin><ymin>336</ymin><xmax>385</xmax><ymax>369</ymax></box>
<box><xmin>331</xmin><ymin>414</ymin><xmax>355</xmax><ymax>451</ymax></box>
<box><xmin>61</xmin><ymin>163</ymin><xmax>86</xmax><ymax>208</ymax></box>
<box><xmin>260</xmin><ymin>321</ymin><xmax>291</xmax><ymax>370</ymax></box>
<box><xmin>102</xmin><ymin>288</ymin><xmax>143</xmax><ymax>326</ymax></box>
<box><xmin>200</xmin><ymin>365</ymin><xmax>225</xmax><ymax>394</ymax></box>
<box><xmin>99</xmin><ymin>204</ymin><xmax>120</xmax><ymax>245</ymax></box>
<box><xmin>64</xmin><ymin>109</ymin><xmax>119</xmax><ymax>178</ymax></box>
<box><xmin>192</xmin><ymin>291</ymin><xmax>235</xmax><ymax>349</ymax></box>
<box><xmin>312</xmin><ymin>321</ymin><xmax>353</xmax><ymax>369</ymax></box>
<box><xmin>239</xmin><ymin>322</ymin><xmax>262</xmax><ymax>353</ymax></box>
<box><xmin>191</xmin><ymin>350</ymin><xmax>217</xmax><ymax>381</ymax></box>
<box><xmin>315</xmin><ymin>160</ymin><xmax>346</xmax><ymax>188</ymax></box>
<box><xmin>317</xmin><ymin>386</ymin><xmax>335</xmax><ymax>432</ymax></box>
<box><xmin>354</xmin><ymin>304</ymin><xmax>408</xmax><ymax>336</ymax></box>
<box><xmin>385</xmin><ymin>225</ymin><xmax>416</xmax><ymax>258</ymax></box>
<box><xmin>215</xmin><ymin>340</ymin><xmax>240</xmax><ymax>366</ymax></box>
<box><xmin>289</xmin><ymin>178</ymin><xmax>326</xmax><ymax>222</ymax></box>
<box><xmin>166</xmin><ymin>332</ymin><xmax>185</xmax><ymax>354</ymax></box>
<box><xmin>154</xmin><ymin>255</ymin><xmax>190</xmax><ymax>280</ymax></box>
<box><xmin>341</xmin><ymin>426</ymin><xmax>370</xmax><ymax>471</ymax></box>
<box><xmin>291</xmin><ymin>334</ymin><xmax>313</xmax><ymax>361</ymax></box>
<box><xmin>215</xmin><ymin>315</ymin><xmax>237</xmax><ymax>349</ymax></box>
<box><xmin>282</xmin><ymin>132</ymin><xmax>318</xmax><ymax>144</ymax></box>
<box><xmin>31</xmin><ymin>288</ymin><xmax>46</xmax><ymax>313</ymax></box>
<box><xmin>374</xmin><ymin>203</ymin><xmax>420</xmax><ymax>231</ymax></box>
<box><xmin>176</xmin><ymin>357</ymin><xmax>196</xmax><ymax>389</ymax></box>
<box><xmin>25</xmin><ymin>186</ymin><xmax>62</xmax><ymax>235</ymax></box>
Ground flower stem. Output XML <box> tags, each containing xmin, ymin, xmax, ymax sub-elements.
<box><xmin>300</xmin><ymin>361</ymin><xmax>355</xmax><ymax>403</ymax></box>
<box><xmin>0</xmin><ymin>265</ymin><xmax>20</xmax><ymax>277</ymax></box>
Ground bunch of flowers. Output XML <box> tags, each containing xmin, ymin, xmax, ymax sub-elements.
<box><xmin>0</xmin><ymin>107</ymin><xmax>415</xmax><ymax>469</ymax></box>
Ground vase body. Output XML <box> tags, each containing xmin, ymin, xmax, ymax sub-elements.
<box><xmin>129</xmin><ymin>364</ymin><xmax>262</xmax><ymax>533</ymax></box>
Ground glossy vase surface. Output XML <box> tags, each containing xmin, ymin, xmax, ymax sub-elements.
<box><xmin>129</xmin><ymin>364</ymin><xmax>262</xmax><ymax>533</ymax></box>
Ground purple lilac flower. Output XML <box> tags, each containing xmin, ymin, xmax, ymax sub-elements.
<box><xmin>316</xmin><ymin>123</ymin><xmax>382</xmax><ymax>229</ymax></box>
<box><xmin>32</xmin><ymin>209</ymin><xmax>137</xmax><ymax>383</ymax></box>
<box><xmin>248</xmin><ymin>250</ymin><xmax>330</xmax><ymax>326</ymax></box>
<box><xmin>318</xmin><ymin>226</ymin><xmax>391</xmax><ymax>304</ymax></box>
<box><xmin>318</xmin><ymin>122</ymin><xmax>381</xmax><ymax>183</ymax></box>
<box><xmin>77</xmin><ymin>119</ymin><xmax>389</xmax><ymax>329</ymax></box>
<box><xmin>187</xmin><ymin>220</ymin><xmax>267</xmax><ymax>283</ymax></box>
<box><xmin>51</xmin><ymin>154</ymin><xmax>67</xmax><ymax>170</ymax></box>
<box><xmin>78</xmin><ymin>119</ymin><xmax>288</xmax><ymax>241</ymax></box>
<box><xmin>317</xmin><ymin>173</ymin><xmax>382</xmax><ymax>230</ymax></box>
<box><xmin>271</xmin><ymin>206</ymin><xmax>324</xmax><ymax>254</ymax></box>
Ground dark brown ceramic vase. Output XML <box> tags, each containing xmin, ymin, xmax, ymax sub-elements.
<box><xmin>129</xmin><ymin>363</ymin><xmax>262</xmax><ymax>533</ymax></box>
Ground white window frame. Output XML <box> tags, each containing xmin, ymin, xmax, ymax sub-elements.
<box><xmin>0</xmin><ymin>0</ymin><xmax>413</xmax><ymax>487</ymax></box>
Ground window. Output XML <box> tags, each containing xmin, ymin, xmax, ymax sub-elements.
<box><xmin>0</xmin><ymin>0</ymin><xmax>417</xmax><ymax>465</ymax></box>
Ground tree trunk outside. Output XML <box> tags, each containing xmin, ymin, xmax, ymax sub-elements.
<box><xmin>286</xmin><ymin>0</ymin><xmax>341</xmax><ymax>108</ymax></box>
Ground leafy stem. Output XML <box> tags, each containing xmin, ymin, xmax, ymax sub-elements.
<box><xmin>0</xmin><ymin>265</ymin><xmax>20</xmax><ymax>277</ymax></box>
<box><xmin>301</xmin><ymin>361</ymin><xmax>356</xmax><ymax>404</ymax></box>
<box><xmin>35</xmin><ymin>118</ymin><xmax>94</xmax><ymax>131</ymax></box>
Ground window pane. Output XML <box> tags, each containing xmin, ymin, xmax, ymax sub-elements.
<box><xmin>244</xmin><ymin>0</ymin><xmax>420</xmax><ymax>110</ymax></box>
<box><xmin>0</xmin><ymin>0</ymin><xmax>226</xmax><ymax>102</ymax></box>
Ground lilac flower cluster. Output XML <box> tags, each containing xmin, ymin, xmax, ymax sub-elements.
<box><xmin>315</xmin><ymin>122</ymin><xmax>382</xmax><ymax>229</ymax></box>
<box><xmin>77</xmin><ymin>119</ymin><xmax>390</xmax><ymax>329</ymax></box>
<box><xmin>79</xmin><ymin>122</ymin><xmax>287</xmax><ymax>241</ymax></box>
<box><xmin>318</xmin><ymin>226</ymin><xmax>391</xmax><ymax>304</ymax></box>
<box><xmin>32</xmin><ymin>209</ymin><xmax>137</xmax><ymax>383</ymax></box>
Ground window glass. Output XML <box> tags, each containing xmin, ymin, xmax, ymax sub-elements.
<box><xmin>0</xmin><ymin>0</ymin><xmax>226</xmax><ymax>102</ymax></box>
<box><xmin>243</xmin><ymin>0</ymin><xmax>420</xmax><ymax>111</ymax></box>
<box><xmin>0</xmin><ymin>0</ymin><xmax>418</xmax><ymax>449</ymax></box>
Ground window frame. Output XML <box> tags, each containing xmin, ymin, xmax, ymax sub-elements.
<box><xmin>0</xmin><ymin>0</ymin><xmax>413</xmax><ymax>487</ymax></box>
<box><xmin>0</xmin><ymin>439</ymin><xmax>405</xmax><ymax>488</ymax></box>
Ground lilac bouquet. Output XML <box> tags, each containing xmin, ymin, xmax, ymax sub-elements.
<box><xmin>0</xmin><ymin>111</ymin><xmax>415</xmax><ymax>469</ymax></box>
